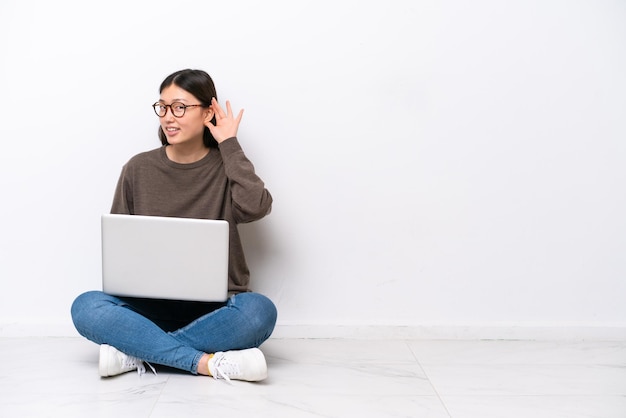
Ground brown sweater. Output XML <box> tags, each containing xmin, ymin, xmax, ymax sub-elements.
<box><xmin>110</xmin><ymin>137</ymin><xmax>273</xmax><ymax>293</ymax></box>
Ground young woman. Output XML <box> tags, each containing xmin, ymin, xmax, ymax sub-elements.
<box><xmin>71</xmin><ymin>69</ymin><xmax>277</xmax><ymax>382</ymax></box>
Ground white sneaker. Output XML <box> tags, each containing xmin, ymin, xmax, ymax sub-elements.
<box><xmin>99</xmin><ymin>344</ymin><xmax>154</xmax><ymax>377</ymax></box>
<box><xmin>208</xmin><ymin>348</ymin><xmax>268</xmax><ymax>383</ymax></box>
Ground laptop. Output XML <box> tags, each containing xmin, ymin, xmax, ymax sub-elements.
<box><xmin>101</xmin><ymin>214</ymin><xmax>229</xmax><ymax>302</ymax></box>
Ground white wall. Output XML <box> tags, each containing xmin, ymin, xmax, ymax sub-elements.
<box><xmin>1</xmin><ymin>0</ymin><xmax>625</xmax><ymax>339</ymax></box>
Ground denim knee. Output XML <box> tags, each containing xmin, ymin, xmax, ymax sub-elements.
<box><xmin>70</xmin><ymin>291</ymin><xmax>110</xmax><ymax>339</ymax></box>
<box><xmin>236</xmin><ymin>292</ymin><xmax>277</xmax><ymax>341</ymax></box>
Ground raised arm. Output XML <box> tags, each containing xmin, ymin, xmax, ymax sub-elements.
<box><xmin>206</xmin><ymin>99</ymin><xmax>272</xmax><ymax>223</ymax></box>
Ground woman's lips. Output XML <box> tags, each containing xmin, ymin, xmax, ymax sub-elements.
<box><xmin>165</xmin><ymin>127</ymin><xmax>180</xmax><ymax>136</ymax></box>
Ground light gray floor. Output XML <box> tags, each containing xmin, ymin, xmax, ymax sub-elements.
<box><xmin>1</xmin><ymin>337</ymin><xmax>625</xmax><ymax>417</ymax></box>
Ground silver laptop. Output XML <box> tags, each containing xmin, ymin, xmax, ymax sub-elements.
<box><xmin>101</xmin><ymin>214</ymin><xmax>229</xmax><ymax>302</ymax></box>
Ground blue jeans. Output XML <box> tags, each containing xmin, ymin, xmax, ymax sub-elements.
<box><xmin>71</xmin><ymin>291</ymin><xmax>277</xmax><ymax>374</ymax></box>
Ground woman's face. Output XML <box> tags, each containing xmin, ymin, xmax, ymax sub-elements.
<box><xmin>157</xmin><ymin>84</ymin><xmax>212</xmax><ymax>147</ymax></box>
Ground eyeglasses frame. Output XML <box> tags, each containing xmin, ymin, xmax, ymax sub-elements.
<box><xmin>152</xmin><ymin>101</ymin><xmax>205</xmax><ymax>118</ymax></box>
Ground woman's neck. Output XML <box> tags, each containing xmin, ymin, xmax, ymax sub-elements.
<box><xmin>165</xmin><ymin>142</ymin><xmax>210</xmax><ymax>164</ymax></box>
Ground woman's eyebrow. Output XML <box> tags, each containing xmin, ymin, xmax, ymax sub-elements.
<box><xmin>158</xmin><ymin>98</ymin><xmax>190</xmax><ymax>103</ymax></box>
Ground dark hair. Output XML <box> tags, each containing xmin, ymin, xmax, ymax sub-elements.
<box><xmin>157</xmin><ymin>69</ymin><xmax>219</xmax><ymax>148</ymax></box>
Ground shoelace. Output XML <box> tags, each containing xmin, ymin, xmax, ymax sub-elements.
<box><xmin>125</xmin><ymin>355</ymin><xmax>157</xmax><ymax>377</ymax></box>
<box><xmin>211</xmin><ymin>353</ymin><xmax>240</xmax><ymax>384</ymax></box>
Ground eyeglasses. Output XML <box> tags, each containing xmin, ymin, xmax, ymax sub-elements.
<box><xmin>152</xmin><ymin>102</ymin><xmax>204</xmax><ymax>118</ymax></box>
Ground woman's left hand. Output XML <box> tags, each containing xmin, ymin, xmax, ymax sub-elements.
<box><xmin>205</xmin><ymin>98</ymin><xmax>244</xmax><ymax>143</ymax></box>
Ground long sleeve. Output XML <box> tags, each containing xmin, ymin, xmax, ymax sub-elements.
<box><xmin>110</xmin><ymin>164</ymin><xmax>133</xmax><ymax>215</ymax></box>
<box><xmin>218</xmin><ymin>137</ymin><xmax>273</xmax><ymax>224</ymax></box>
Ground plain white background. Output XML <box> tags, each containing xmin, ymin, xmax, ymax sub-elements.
<box><xmin>0</xmin><ymin>0</ymin><xmax>624</xmax><ymax>337</ymax></box>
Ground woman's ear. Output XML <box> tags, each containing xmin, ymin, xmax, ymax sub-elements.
<box><xmin>203</xmin><ymin>106</ymin><xmax>215</xmax><ymax>125</ymax></box>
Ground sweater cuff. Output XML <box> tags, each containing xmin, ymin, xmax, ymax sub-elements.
<box><xmin>217</xmin><ymin>137</ymin><xmax>242</xmax><ymax>157</ymax></box>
